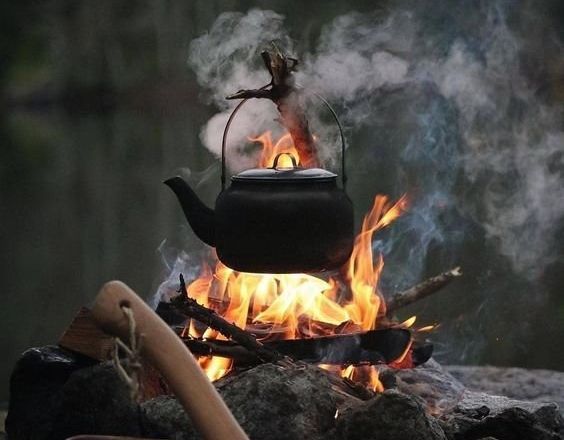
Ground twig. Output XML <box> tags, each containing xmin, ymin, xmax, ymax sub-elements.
<box><xmin>386</xmin><ymin>267</ymin><xmax>462</xmax><ymax>316</ymax></box>
<box><xmin>173</xmin><ymin>274</ymin><xmax>285</xmax><ymax>364</ymax></box>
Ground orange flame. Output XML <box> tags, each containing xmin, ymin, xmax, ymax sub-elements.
<box><xmin>253</xmin><ymin>132</ymin><xmax>300</xmax><ymax>168</ymax></box>
<box><xmin>183</xmin><ymin>132</ymin><xmax>411</xmax><ymax>389</ymax></box>
<box><xmin>340</xmin><ymin>194</ymin><xmax>408</xmax><ymax>387</ymax></box>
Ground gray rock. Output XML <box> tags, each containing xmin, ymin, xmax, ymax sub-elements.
<box><xmin>440</xmin><ymin>390</ymin><xmax>563</xmax><ymax>440</ymax></box>
<box><xmin>216</xmin><ymin>363</ymin><xmax>342</xmax><ymax>440</ymax></box>
<box><xmin>7</xmin><ymin>346</ymin><xmax>564</xmax><ymax>440</ymax></box>
<box><xmin>335</xmin><ymin>389</ymin><xmax>447</xmax><ymax>440</ymax></box>
<box><xmin>142</xmin><ymin>363</ymin><xmax>351</xmax><ymax>440</ymax></box>
<box><xmin>456</xmin><ymin>391</ymin><xmax>561</xmax><ymax>418</ymax></box>
<box><xmin>446</xmin><ymin>365</ymin><xmax>564</xmax><ymax>415</ymax></box>
<box><xmin>142</xmin><ymin>396</ymin><xmax>196</xmax><ymax>440</ymax></box>
<box><xmin>386</xmin><ymin>359</ymin><xmax>466</xmax><ymax>415</ymax></box>
<box><xmin>49</xmin><ymin>362</ymin><xmax>142</xmax><ymax>439</ymax></box>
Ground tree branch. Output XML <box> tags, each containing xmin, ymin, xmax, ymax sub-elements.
<box><xmin>385</xmin><ymin>267</ymin><xmax>462</xmax><ymax>316</ymax></box>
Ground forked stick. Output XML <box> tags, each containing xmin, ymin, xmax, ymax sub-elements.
<box><xmin>91</xmin><ymin>281</ymin><xmax>249</xmax><ymax>440</ymax></box>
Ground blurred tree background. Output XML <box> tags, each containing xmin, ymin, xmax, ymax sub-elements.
<box><xmin>1</xmin><ymin>0</ymin><xmax>563</xmax><ymax>406</ymax></box>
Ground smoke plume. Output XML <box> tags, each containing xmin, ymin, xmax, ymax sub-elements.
<box><xmin>187</xmin><ymin>1</ymin><xmax>564</xmax><ymax>286</ymax></box>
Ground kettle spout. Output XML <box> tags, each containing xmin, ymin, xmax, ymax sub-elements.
<box><xmin>164</xmin><ymin>176</ymin><xmax>216</xmax><ymax>247</ymax></box>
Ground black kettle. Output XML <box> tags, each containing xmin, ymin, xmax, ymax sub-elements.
<box><xmin>165</xmin><ymin>96</ymin><xmax>354</xmax><ymax>273</ymax></box>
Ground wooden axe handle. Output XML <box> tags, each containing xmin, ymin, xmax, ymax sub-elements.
<box><xmin>91</xmin><ymin>281</ymin><xmax>248</xmax><ymax>440</ymax></box>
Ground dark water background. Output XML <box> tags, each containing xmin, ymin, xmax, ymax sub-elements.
<box><xmin>1</xmin><ymin>0</ymin><xmax>563</xmax><ymax>404</ymax></box>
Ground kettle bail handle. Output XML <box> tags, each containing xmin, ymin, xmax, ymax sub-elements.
<box><xmin>271</xmin><ymin>152</ymin><xmax>298</xmax><ymax>169</ymax></box>
<box><xmin>221</xmin><ymin>88</ymin><xmax>347</xmax><ymax>190</ymax></box>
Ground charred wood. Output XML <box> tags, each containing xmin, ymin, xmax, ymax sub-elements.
<box><xmin>267</xmin><ymin>328</ymin><xmax>410</xmax><ymax>364</ymax></box>
<box><xmin>182</xmin><ymin>328</ymin><xmax>412</xmax><ymax>367</ymax></box>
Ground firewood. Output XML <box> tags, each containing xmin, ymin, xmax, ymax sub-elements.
<box><xmin>226</xmin><ymin>43</ymin><xmax>318</xmax><ymax>167</ymax></box>
<box><xmin>181</xmin><ymin>328</ymin><xmax>411</xmax><ymax>367</ymax></box>
<box><xmin>172</xmin><ymin>274</ymin><xmax>286</xmax><ymax>364</ymax></box>
<box><xmin>172</xmin><ymin>274</ymin><xmax>397</xmax><ymax>402</ymax></box>
<box><xmin>59</xmin><ymin>307</ymin><xmax>114</xmax><ymax>361</ymax></box>
<box><xmin>58</xmin><ymin>307</ymin><xmax>171</xmax><ymax>400</ymax></box>
<box><xmin>175</xmin><ymin>267</ymin><xmax>462</xmax><ymax>329</ymax></box>
<box><xmin>183</xmin><ymin>338</ymin><xmax>258</xmax><ymax>364</ymax></box>
<box><xmin>385</xmin><ymin>267</ymin><xmax>462</xmax><ymax>316</ymax></box>
<box><xmin>267</xmin><ymin>329</ymin><xmax>410</xmax><ymax>364</ymax></box>
<box><xmin>182</xmin><ymin>336</ymin><xmax>431</xmax><ymax>369</ymax></box>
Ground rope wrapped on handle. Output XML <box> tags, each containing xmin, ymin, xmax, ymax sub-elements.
<box><xmin>92</xmin><ymin>281</ymin><xmax>249</xmax><ymax>440</ymax></box>
<box><xmin>112</xmin><ymin>305</ymin><xmax>143</xmax><ymax>402</ymax></box>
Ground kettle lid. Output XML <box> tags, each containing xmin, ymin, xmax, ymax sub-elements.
<box><xmin>232</xmin><ymin>152</ymin><xmax>337</xmax><ymax>183</ymax></box>
<box><xmin>232</xmin><ymin>166</ymin><xmax>337</xmax><ymax>182</ymax></box>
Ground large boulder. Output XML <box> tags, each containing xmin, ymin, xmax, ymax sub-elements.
<box><xmin>216</xmin><ymin>363</ymin><xmax>342</xmax><ymax>440</ymax></box>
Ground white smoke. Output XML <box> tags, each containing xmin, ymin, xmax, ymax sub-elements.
<box><xmin>188</xmin><ymin>9</ymin><xmax>291</xmax><ymax>173</ymax></box>
<box><xmin>299</xmin><ymin>10</ymin><xmax>413</xmax><ymax>103</ymax></box>
<box><xmin>423</xmin><ymin>12</ymin><xmax>564</xmax><ymax>276</ymax></box>
<box><xmin>187</xmin><ymin>2</ymin><xmax>564</xmax><ymax>280</ymax></box>
<box><xmin>151</xmin><ymin>244</ymin><xmax>205</xmax><ymax>308</ymax></box>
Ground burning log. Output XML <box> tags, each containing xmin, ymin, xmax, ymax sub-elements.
<box><xmin>172</xmin><ymin>273</ymin><xmax>437</xmax><ymax>371</ymax></box>
<box><xmin>226</xmin><ymin>43</ymin><xmax>318</xmax><ymax>167</ymax></box>
<box><xmin>174</xmin><ymin>274</ymin><xmax>419</xmax><ymax>366</ymax></box>
<box><xmin>385</xmin><ymin>267</ymin><xmax>462</xmax><ymax>317</ymax></box>
<box><xmin>183</xmin><ymin>339</ymin><xmax>257</xmax><ymax>364</ymax></box>
<box><xmin>260</xmin><ymin>329</ymin><xmax>410</xmax><ymax>364</ymax></box>
<box><xmin>182</xmin><ymin>328</ymin><xmax>411</xmax><ymax>366</ymax></box>
<box><xmin>182</xmin><ymin>337</ymin><xmax>433</xmax><ymax>369</ymax></box>
<box><xmin>173</xmin><ymin>274</ymin><xmax>285</xmax><ymax>364</ymax></box>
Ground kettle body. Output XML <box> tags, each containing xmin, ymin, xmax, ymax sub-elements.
<box><xmin>165</xmin><ymin>93</ymin><xmax>354</xmax><ymax>274</ymax></box>
<box><xmin>215</xmin><ymin>173</ymin><xmax>353</xmax><ymax>273</ymax></box>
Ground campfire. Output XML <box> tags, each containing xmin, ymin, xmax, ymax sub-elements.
<box><xmin>7</xmin><ymin>41</ymin><xmax>562</xmax><ymax>440</ymax></box>
<box><xmin>159</xmin><ymin>46</ymin><xmax>445</xmax><ymax>394</ymax></box>
<box><xmin>178</xmin><ymin>130</ymin><xmax>416</xmax><ymax>391</ymax></box>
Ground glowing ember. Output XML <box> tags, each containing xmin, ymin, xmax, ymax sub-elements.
<box><xmin>184</xmin><ymin>131</ymin><xmax>411</xmax><ymax>389</ymax></box>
